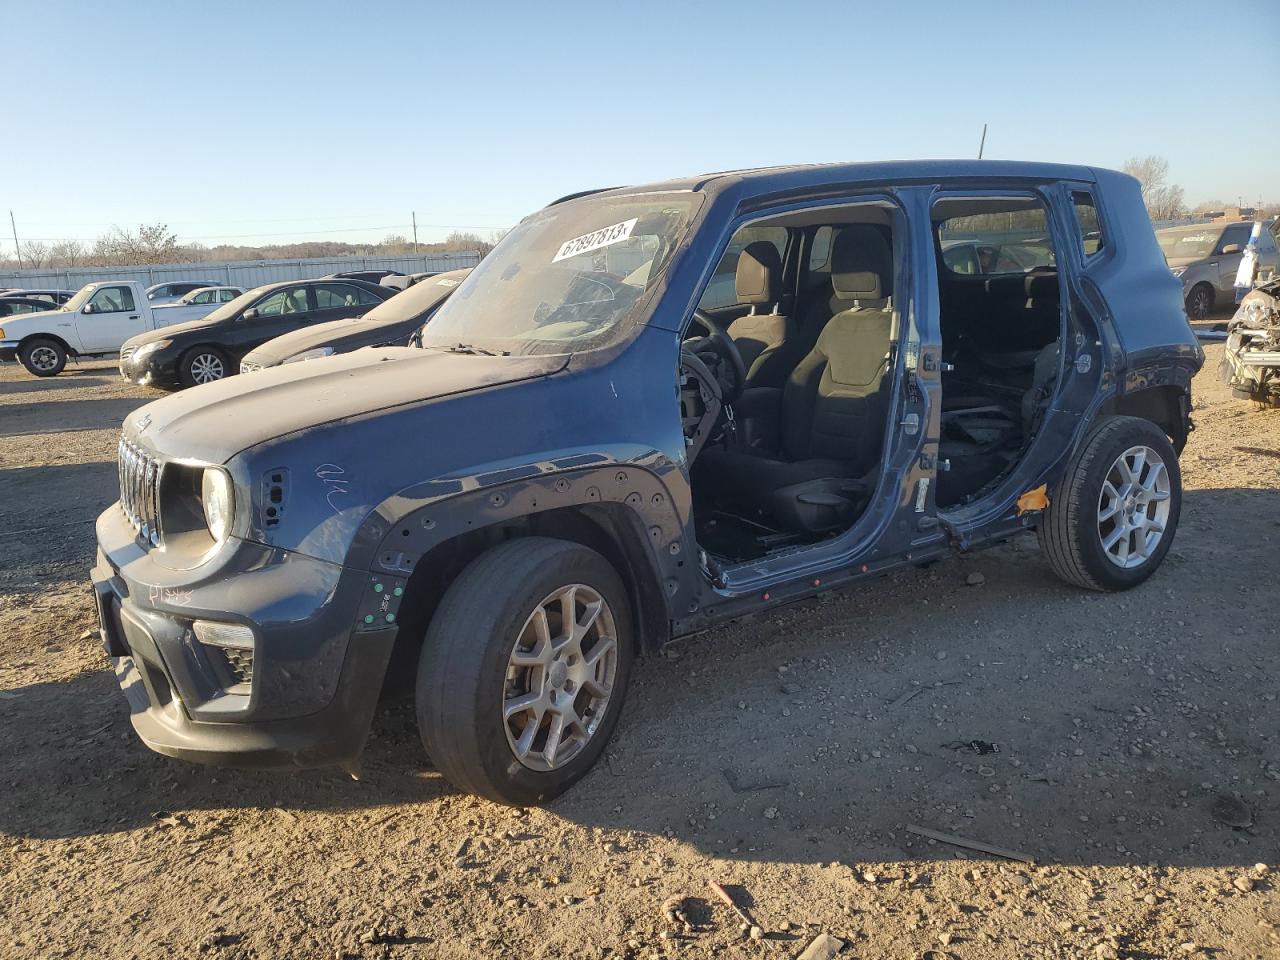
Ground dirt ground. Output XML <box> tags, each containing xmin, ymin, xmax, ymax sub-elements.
<box><xmin>1</xmin><ymin>349</ymin><xmax>1277</xmax><ymax>960</ymax></box>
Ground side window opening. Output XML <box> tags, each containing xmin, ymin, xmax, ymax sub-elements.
<box><xmin>1072</xmin><ymin>191</ymin><xmax>1105</xmax><ymax>257</ymax></box>
<box><xmin>683</xmin><ymin>201</ymin><xmax>901</xmax><ymax>566</ymax></box>
<box><xmin>931</xmin><ymin>193</ymin><xmax>1065</xmax><ymax>511</ymax></box>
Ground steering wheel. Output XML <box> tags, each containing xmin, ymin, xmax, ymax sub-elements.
<box><xmin>686</xmin><ymin>309</ymin><xmax>747</xmax><ymax>404</ymax></box>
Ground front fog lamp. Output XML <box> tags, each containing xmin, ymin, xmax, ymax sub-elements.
<box><xmin>192</xmin><ymin>620</ymin><xmax>254</xmax><ymax>650</ymax></box>
<box><xmin>201</xmin><ymin>468</ymin><xmax>234</xmax><ymax>543</ymax></box>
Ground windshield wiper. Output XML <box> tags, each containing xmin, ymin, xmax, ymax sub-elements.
<box><xmin>441</xmin><ymin>342</ymin><xmax>510</xmax><ymax>357</ymax></box>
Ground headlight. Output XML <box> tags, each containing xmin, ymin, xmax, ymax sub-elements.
<box><xmin>201</xmin><ymin>468</ymin><xmax>234</xmax><ymax>544</ymax></box>
<box><xmin>134</xmin><ymin>339</ymin><xmax>172</xmax><ymax>357</ymax></box>
<box><xmin>282</xmin><ymin>346</ymin><xmax>335</xmax><ymax>364</ymax></box>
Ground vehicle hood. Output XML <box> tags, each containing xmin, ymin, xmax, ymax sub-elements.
<box><xmin>0</xmin><ymin>307</ymin><xmax>73</xmax><ymax>336</ymax></box>
<box><xmin>124</xmin><ymin>315</ymin><xmax>224</xmax><ymax>348</ymax></box>
<box><xmin>1166</xmin><ymin>256</ymin><xmax>1211</xmax><ymax>269</ymax></box>
<box><xmin>242</xmin><ymin>316</ymin><xmax>412</xmax><ymax>367</ymax></box>
<box><xmin>124</xmin><ymin>346</ymin><xmax>569</xmax><ymax>463</ymax></box>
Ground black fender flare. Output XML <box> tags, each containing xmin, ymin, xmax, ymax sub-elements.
<box><xmin>348</xmin><ymin>461</ymin><xmax>701</xmax><ymax>654</ymax></box>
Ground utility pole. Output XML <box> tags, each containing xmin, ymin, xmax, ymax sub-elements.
<box><xmin>9</xmin><ymin>210</ymin><xmax>22</xmax><ymax>269</ymax></box>
<box><xmin>411</xmin><ymin>211</ymin><xmax>419</xmax><ymax>256</ymax></box>
<box><xmin>977</xmin><ymin>123</ymin><xmax>988</xmax><ymax>160</ymax></box>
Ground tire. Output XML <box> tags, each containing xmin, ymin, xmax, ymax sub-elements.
<box><xmin>179</xmin><ymin>346</ymin><xmax>230</xmax><ymax>388</ymax></box>
<box><xmin>416</xmin><ymin>537</ymin><xmax>634</xmax><ymax>805</ymax></box>
<box><xmin>1038</xmin><ymin>416</ymin><xmax>1182</xmax><ymax>591</ymax></box>
<box><xmin>18</xmin><ymin>338</ymin><xmax>66</xmax><ymax>377</ymax></box>
<box><xmin>1185</xmin><ymin>283</ymin><xmax>1214</xmax><ymax>321</ymax></box>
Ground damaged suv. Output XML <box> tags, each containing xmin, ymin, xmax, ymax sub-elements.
<box><xmin>92</xmin><ymin>161</ymin><xmax>1202</xmax><ymax>804</ymax></box>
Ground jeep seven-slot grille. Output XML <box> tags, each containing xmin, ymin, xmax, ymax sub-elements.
<box><xmin>117</xmin><ymin>437</ymin><xmax>163</xmax><ymax>546</ymax></box>
<box><xmin>119</xmin><ymin>345</ymin><xmax>137</xmax><ymax>362</ymax></box>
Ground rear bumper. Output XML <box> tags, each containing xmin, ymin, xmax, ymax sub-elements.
<box><xmin>92</xmin><ymin>505</ymin><xmax>402</xmax><ymax>768</ymax></box>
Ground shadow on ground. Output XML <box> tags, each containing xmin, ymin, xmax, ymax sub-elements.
<box><xmin>0</xmin><ymin>395</ymin><xmax>151</xmax><ymax>438</ymax></box>
<box><xmin>1</xmin><ymin>489</ymin><xmax>1275</xmax><ymax>873</ymax></box>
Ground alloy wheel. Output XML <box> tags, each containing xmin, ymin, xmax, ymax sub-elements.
<box><xmin>29</xmin><ymin>346</ymin><xmax>59</xmax><ymax>373</ymax></box>
<box><xmin>502</xmin><ymin>584</ymin><xmax>618</xmax><ymax>771</ymax></box>
<box><xmin>1187</xmin><ymin>287</ymin><xmax>1212</xmax><ymax>321</ymax></box>
<box><xmin>189</xmin><ymin>353</ymin><xmax>225</xmax><ymax>384</ymax></box>
<box><xmin>1097</xmin><ymin>444</ymin><xmax>1171</xmax><ymax>568</ymax></box>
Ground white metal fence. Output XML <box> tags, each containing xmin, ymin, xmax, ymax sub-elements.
<box><xmin>0</xmin><ymin>251</ymin><xmax>483</xmax><ymax>292</ymax></box>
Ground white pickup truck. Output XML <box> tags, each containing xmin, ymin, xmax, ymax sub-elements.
<box><xmin>0</xmin><ymin>280</ymin><xmax>234</xmax><ymax>377</ymax></box>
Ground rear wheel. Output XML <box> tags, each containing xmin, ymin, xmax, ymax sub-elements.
<box><xmin>179</xmin><ymin>347</ymin><xmax>229</xmax><ymax>387</ymax></box>
<box><xmin>19</xmin><ymin>338</ymin><xmax>66</xmax><ymax>377</ymax></box>
<box><xmin>1039</xmin><ymin>416</ymin><xmax>1182</xmax><ymax>591</ymax></box>
<box><xmin>1185</xmin><ymin>283</ymin><xmax>1214</xmax><ymax>321</ymax></box>
<box><xmin>416</xmin><ymin>537</ymin><xmax>633</xmax><ymax>805</ymax></box>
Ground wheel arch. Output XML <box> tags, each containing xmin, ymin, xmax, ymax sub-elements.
<box><xmin>18</xmin><ymin>332</ymin><xmax>75</xmax><ymax>357</ymax></box>
<box><xmin>1097</xmin><ymin>383</ymin><xmax>1191</xmax><ymax>453</ymax></box>
<box><xmin>364</xmin><ymin>466</ymin><xmax>695</xmax><ymax>692</ymax></box>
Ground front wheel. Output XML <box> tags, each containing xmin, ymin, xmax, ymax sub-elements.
<box><xmin>416</xmin><ymin>537</ymin><xmax>633</xmax><ymax>805</ymax></box>
<box><xmin>179</xmin><ymin>347</ymin><xmax>229</xmax><ymax>387</ymax></box>
<box><xmin>19</xmin><ymin>338</ymin><xmax>66</xmax><ymax>377</ymax></box>
<box><xmin>1039</xmin><ymin>416</ymin><xmax>1182</xmax><ymax>591</ymax></box>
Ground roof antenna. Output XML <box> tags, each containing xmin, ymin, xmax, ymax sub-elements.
<box><xmin>977</xmin><ymin>123</ymin><xmax>988</xmax><ymax>160</ymax></box>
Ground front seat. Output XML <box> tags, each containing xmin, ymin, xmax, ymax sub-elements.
<box><xmin>725</xmin><ymin>241</ymin><xmax>794</xmax><ymax>389</ymax></box>
<box><xmin>694</xmin><ymin>225</ymin><xmax>896</xmax><ymax>533</ymax></box>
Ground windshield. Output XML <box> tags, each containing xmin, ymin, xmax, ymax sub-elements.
<box><xmin>363</xmin><ymin>270</ymin><xmax>471</xmax><ymax>325</ymax></box>
<box><xmin>421</xmin><ymin>193</ymin><xmax>700</xmax><ymax>355</ymax></box>
<box><xmin>199</xmin><ymin>285</ymin><xmax>273</xmax><ymax>322</ymax></box>
<box><xmin>61</xmin><ymin>284</ymin><xmax>98</xmax><ymax>312</ymax></box>
<box><xmin>1157</xmin><ymin>227</ymin><xmax>1224</xmax><ymax>260</ymax></box>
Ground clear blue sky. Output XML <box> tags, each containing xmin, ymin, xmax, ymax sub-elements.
<box><xmin>3</xmin><ymin>0</ymin><xmax>1277</xmax><ymax>250</ymax></box>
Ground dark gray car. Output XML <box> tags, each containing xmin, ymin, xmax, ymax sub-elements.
<box><xmin>1158</xmin><ymin>221</ymin><xmax>1280</xmax><ymax>319</ymax></box>
<box><xmin>239</xmin><ymin>269</ymin><xmax>471</xmax><ymax>372</ymax></box>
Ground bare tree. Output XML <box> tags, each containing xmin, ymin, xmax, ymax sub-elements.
<box><xmin>444</xmin><ymin>230</ymin><xmax>493</xmax><ymax>254</ymax></box>
<box><xmin>1123</xmin><ymin>156</ymin><xmax>1186</xmax><ymax>221</ymax></box>
<box><xmin>49</xmin><ymin>239</ymin><xmax>87</xmax><ymax>267</ymax></box>
<box><xmin>93</xmin><ymin>223</ymin><xmax>180</xmax><ymax>265</ymax></box>
<box><xmin>19</xmin><ymin>240</ymin><xmax>50</xmax><ymax>268</ymax></box>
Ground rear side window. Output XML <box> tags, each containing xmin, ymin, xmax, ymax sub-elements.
<box><xmin>315</xmin><ymin>283</ymin><xmax>378</xmax><ymax>309</ymax></box>
<box><xmin>1072</xmin><ymin>191</ymin><xmax>1105</xmax><ymax>257</ymax></box>
<box><xmin>936</xmin><ymin>198</ymin><xmax>1056</xmax><ymax>277</ymax></box>
<box><xmin>218</xmin><ymin>289</ymin><xmax>238</xmax><ymax>302</ymax></box>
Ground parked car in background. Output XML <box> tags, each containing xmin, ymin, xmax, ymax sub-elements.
<box><xmin>0</xmin><ymin>297</ymin><xmax>65</xmax><ymax>318</ymax></box>
<box><xmin>240</xmin><ymin>268</ymin><xmax>470</xmax><ymax>371</ymax></box>
<box><xmin>149</xmin><ymin>286</ymin><xmax>244</xmax><ymax>326</ymax></box>
<box><xmin>0</xmin><ymin>288</ymin><xmax>75</xmax><ymax>305</ymax></box>
<box><xmin>119</xmin><ymin>278</ymin><xmax>394</xmax><ymax>388</ymax></box>
<box><xmin>92</xmin><ymin>160</ymin><xmax>1201</xmax><ymax>805</ymax></box>
<box><xmin>941</xmin><ymin>238</ymin><xmax>1055</xmax><ymax>275</ymax></box>
<box><xmin>0</xmin><ymin>280</ymin><xmax>193</xmax><ymax>377</ymax></box>
<box><xmin>1219</xmin><ymin>274</ymin><xmax>1280</xmax><ymax>406</ymax></box>
<box><xmin>145</xmin><ymin>281</ymin><xmax>222</xmax><ymax>304</ymax></box>
<box><xmin>327</xmin><ymin>270</ymin><xmax>405</xmax><ymax>285</ymax></box>
<box><xmin>378</xmin><ymin>272</ymin><xmax>439</xmax><ymax>291</ymax></box>
<box><xmin>1156</xmin><ymin>221</ymin><xmax>1279</xmax><ymax>320</ymax></box>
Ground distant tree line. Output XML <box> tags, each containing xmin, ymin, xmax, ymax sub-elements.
<box><xmin>1</xmin><ymin>226</ymin><xmax>505</xmax><ymax>272</ymax></box>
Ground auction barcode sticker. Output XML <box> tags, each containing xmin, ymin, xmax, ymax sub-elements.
<box><xmin>552</xmin><ymin>218</ymin><xmax>638</xmax><ymax>263</ymax></box>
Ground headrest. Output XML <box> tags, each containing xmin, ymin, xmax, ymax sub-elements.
<box><xmin>831</xmin><ymin>225</ymin><xmax>892</xmax><ymax>302</ymax></box>
<box><xmin>735</xmin><ymin>241</ymin><xmax>782</xmax><ymax>306</ymax></box>
<box><xmin>1024</xmin><ymin>271</ymin><xmax>1057</xmax><ymax>301</ymax></box>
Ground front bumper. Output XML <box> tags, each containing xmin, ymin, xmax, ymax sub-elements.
<box><xmin>92</xmin><ymin>504</ymin><xmax>403</xmax><ymax>768</ymax></box>
<box><xmin>0</xmin><ymin>340</ymin><xmax>20</xmax><ymax>362</ymax></box>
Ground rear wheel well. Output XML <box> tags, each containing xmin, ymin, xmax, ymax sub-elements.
<box><xmin>1098</xmin><ymin>386</ymin><xmax>1190</xmax><ymax>453</ymax></box>
<box><xmin>383</xmin><ymin>502</ymin><xmax>670</xmax><ymax>696</ymax></box>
